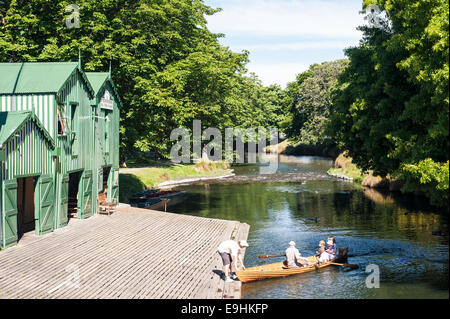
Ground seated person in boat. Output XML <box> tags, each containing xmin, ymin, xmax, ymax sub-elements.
<box><xmin>318</xmin><ymin>236</ymin><xmax>337</xmax><ymax>263</ymax></box>
<box><xmin>315</xmin><ymin>240</ymin><xmax>326</xmax><ymax>262</ymax></box>
<box><xmin>217</xmin><ymin>240</ymin><xmax>249</xmax><ymax>282</ymax></box>
<box><xmin>284</xmin><ymin>241</ymin><xmax>310</xmax><ymax>268</ymax></box>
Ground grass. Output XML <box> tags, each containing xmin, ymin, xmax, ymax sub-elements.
<box><xmin>119</xmin><ymin>161</ymin><xmax>232</xmax><ymax>203</ymax></box>
<box><xmin>328</xmin><ymin>152</ymin><xmax>367</xmax><ymax>183</ymax></box>
<box><xmin>328</xmin><ymin>167</ymin><xmax>366</xmax><ymax>183</ymax></box>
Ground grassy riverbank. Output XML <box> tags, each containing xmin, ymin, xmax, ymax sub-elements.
<box><xmin>119</xmin><ymin>161</ymin><xmax>232</xmax><ymax>203</ymax></box>
<box><xmin>327</xmin><ymin>152</ymin><xmax>367</xmax><ymax>183</ymax></box>
<box><xmin>328</xmin><ymin>167</ymin><xmax>366</xmax><ymax>183</ymax></box>
<box><xmin>328</xmin><ymin>152</ymin><xmax>404</xmax><ymax>192</ymax></box>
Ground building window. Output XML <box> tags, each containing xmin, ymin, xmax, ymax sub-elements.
<box><xmin>105</xmin><ymin>110</ymin><xmax>110</xmax><ymax>154</ymax></box>
<box><xmin>57</xmin><ymin>104</ymin><xmax>68</xmax><ymax>136</ymax></box>
<box><xmin>70</xmin><ymin>102</ymin><xmax>79</xmax><ymax>156</ymax></box>
<box><xmin>57</xmin><ymin>111</ymin><xmax>64</xmax><ymax>135</ymax></box>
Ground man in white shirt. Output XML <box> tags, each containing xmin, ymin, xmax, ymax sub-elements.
<box><xmin>217</xmin><ymin>239</ymin><xmax>249</xmax><ymax>282</ymax></box>
<box><xmin>285</xmin><ymin>241</ymin><xmax>310</xmax><ymax>268</ymax></box>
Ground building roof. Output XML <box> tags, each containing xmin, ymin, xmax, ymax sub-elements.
<box><xmin>0</xmin><ymin>111</ymin><xmax>55</xmax><ymax>149</ymax></box>
<box><xmin>0</xmin><ymin>62</ymin><xmax>94</xmax><ymax>96</ymax></box>
<box><xmin>85</xmin><ymin>72</ymin><xmax>123</xmax><ymax>108</ymax></box>
<box><xmin>85</xmin><ymin>72</ymin><xmax>109</xmax><ymax>93</ymax></box>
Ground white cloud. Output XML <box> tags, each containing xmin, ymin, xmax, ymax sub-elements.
<box><xmin>246</xmin><ymin>63</ymin><xmax>309</xmax><ymax>87</ymax></box>
<box><xmin>206</xmin><ymin>0</ymin><xmax>363</xmax><ymax>38</ymax></box>
<box><xmin>204</xmin><ymin>0</ymin><xmax>363</xmax><ymax>86</ymax></box>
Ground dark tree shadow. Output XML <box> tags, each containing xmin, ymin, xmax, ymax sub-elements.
<box><xmin>119</xmin><ymin>174</ymin><xmax>146</xmax><ymax>203</ymax></box>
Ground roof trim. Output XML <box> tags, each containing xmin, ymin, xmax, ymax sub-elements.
<box><xmin>0</xmin><ymin>111</ymin><xmax>55</xmax><ymax>150</ymax></box>
<box><xmin>56</xmin><ymin>65</ymin><xmax>95</xmax><ymax>98</ymax></box>
<box><xmin>86</xmin><ymin>72</ymin><xmax>123</xmax><ymax>109</ymax></box>
<box><xmin>98</xmin><ymin>74</ymin><xmax>123</xmax><ymax>109</ymax></box>
<box><xmin>0</xmin><ymin>62</ymin><xmax>95</xmax><ymax>97</ymax></box>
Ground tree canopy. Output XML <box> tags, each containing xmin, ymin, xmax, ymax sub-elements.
<box><xmin>0</xmin><ymin>0</ymin><xmax>285</xmax><ymax>158</ymax></box>
<box><xmin>327</xmin><ymin>0</ymin><xmax>449</xmax><ymax>205</ymax></box>
<box><xmin>285</xmin><ymin>60</ymin><xmax>348</xmax><ymax>146</ymax></box>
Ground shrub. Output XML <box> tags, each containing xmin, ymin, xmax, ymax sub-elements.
<box><xmin>400</xmin><ymin>159</ymin><xmax>449</xmax><ymax>207</ymax></box>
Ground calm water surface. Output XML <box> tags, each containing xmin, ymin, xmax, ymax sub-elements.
<box><xmin>170</xmin><ymin>156</ymin><xmax>449</xmax><ymax>299</ymax></box>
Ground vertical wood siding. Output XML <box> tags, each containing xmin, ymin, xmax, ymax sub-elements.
<box><xmin>0</xmin><ymin>67</ymin><xmax>119</xmax><ymax>237</ymax></box>
<box><xmin>0</xmin><ymin>94</ymin><xmax>55</xmax><ymax>140</ymax></box>
<box><xmin>1</xmin><ymin>120</ymin><xmax>54</xmax><ymax>181</ymax></box>
<box><xmin>56</xmin><ymin>70</ymin><xmax>93</xmax><ymax>175</ymax></box>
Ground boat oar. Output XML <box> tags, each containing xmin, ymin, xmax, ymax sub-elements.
<box><xmin>330</xmin><ymin>262</ymin><xmax>359</xmax><ymax>270</ymax></box>
<box><xmin>258</xmin><ymin>254</ymin><xmax>285</xmax><ymax>259</ymax></box>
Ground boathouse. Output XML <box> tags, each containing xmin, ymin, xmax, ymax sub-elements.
<box><xmin>0</xmin><ymin>62</ymin><xmax>120</xmax><ymax>248</ymax></box>
<box><xmin>85</xmin><ymin>72</ymin><xmax>120</xmax><ymax>214</ymax></box>
<box><xmin>0</xmin><ymin>111</ymin><xmax>56</xmax><ymax>246</ymax></box>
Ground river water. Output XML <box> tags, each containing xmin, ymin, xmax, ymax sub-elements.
<box><xmin>170</xmin><ymin>155</ymin><xmax>449</xmax><ymax>299</ymax></box>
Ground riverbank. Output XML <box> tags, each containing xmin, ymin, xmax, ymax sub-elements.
<box><xmin>327</xmin><ymin>152</ymin><xmax>405</xmax><ymax>191</ymax></box>
<box><xmin>119</xmin><ymin>161</ymin><xmax>233</xmax><ymax>203</ymax></box>
<box><xmin>273</xmin><ymin>139</ymin><xmax>340</xmax><ymax>158</ymax></box>
<box><xmin>327</xmin><ymin>152</ymin><xmax>366</xmax><ymax>183</ymax></box>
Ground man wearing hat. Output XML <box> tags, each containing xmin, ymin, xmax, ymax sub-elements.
<box><xmin>217</xmin><ymin>239</ymin><xmax>249</xmax><ymax>282</ymax></box>
<box><xmin>285</xmin><ymin>241</ymin><xmax>310</xmax><ymax>268</ymax></box>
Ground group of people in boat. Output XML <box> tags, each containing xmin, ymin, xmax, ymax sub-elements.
<box><xmin>216</xmin><ymin>236</ymin><xmax>338</xmax><ymax>282</ymax></box>
<box><xmin>284</xmin><ymin>236</ymin><xmax>337</xmax><ymax>268</ymax></box>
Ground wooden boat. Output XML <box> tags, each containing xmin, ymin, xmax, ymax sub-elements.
<box><xmin>130</xmin><ymin>197</ymin><xmax>170</xmax><ymax>211</ymax></box>
<box><xmin>129</xmin><ymin>189</ymin><xmax>185</xmax><ymax>210</ymax></box>
<box><xmin>236</xmin><ymin>248</ymin><xmax>348</xmax><ymax>283</ymax></box>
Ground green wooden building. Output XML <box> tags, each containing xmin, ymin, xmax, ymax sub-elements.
<box><xmin>85</xmin><ymin>72</ymin><xmax>121</xmax><ymax>214</ymax></box>
<box><xmin>0</xmin><ymin>62</ymin><xmax>120</xmax><ymax>248</ymax></box>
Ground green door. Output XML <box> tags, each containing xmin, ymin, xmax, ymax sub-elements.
<box><xmin>109</xmin><ymin>167</ymin><xmax>119</xmax><ymax>203</ymax></box>
<box><xmin>1</xmin><ymin>179</ymin><xmax>18</xmax><ymax>248</ymax></box>
<box><xmin>35</xmin><ymin>175</ymin><xmax>55</xmax><ymax>235</ymax></box>
<box><xmin>59</xmin><ymin>174</ymin><xmax>69</xmax><ymax>227</ymax></box>
<box><xmin>78</xmin><ymin>170</ymin><xmax>93</xmax><ymax>219</ymax></box>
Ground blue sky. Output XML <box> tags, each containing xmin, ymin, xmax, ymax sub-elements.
<box><xmin>204</xmin><ymin>0</ymin><xmax>365</xmax><ymax>87</ymax></box>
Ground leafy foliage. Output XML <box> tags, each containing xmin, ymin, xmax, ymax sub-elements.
<box><xmin>285</xmin><ymin>60</ymin><xmax>348</xmax><ymax>145</ymax></box>
<box><xmin>400</xmin><ymin>159</ymin><xmax>449</xmax><ymax>207</ymax></box>
<box><xmin>0</xmin><ymin>0</ymin><xmax>285</xmax><ymax>158</ymax></box>
<box><xmin>327</xmin><ymin>0</ymin><xmax>449</xmax><ymax>206</ymax></box>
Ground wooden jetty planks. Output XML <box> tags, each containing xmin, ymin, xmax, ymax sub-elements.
<box><xmin>0</xmin><ymin>207</ymin><xmax>250</xmax><ymax>299</ymax></box>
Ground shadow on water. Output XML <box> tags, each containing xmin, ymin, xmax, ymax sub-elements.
<box><xmin>170</xmin><ymin>156</ymin><xmax>449</xmax><ymax>299</ymax></box>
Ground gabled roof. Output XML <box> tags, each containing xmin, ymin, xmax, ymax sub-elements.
<box><xmin>0</xmin><ymin>111</ymin><xmax>55</xmax><ymax>149</ymax></box>
<box><xmin>0</xmin><ymin>62</ymin><xmax>95</xmax><ymax>97</ymax></box>
<box><xmin>85</xmin><ymin>72</ymin><xmax>123</xmax><ymax>108</ymax></box>
<box><xmin>85</xmin><ymin>72</ymin><xmax>109</xmax><ymax>94</ymax></box>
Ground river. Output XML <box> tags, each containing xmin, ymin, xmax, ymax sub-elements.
<box><xmin>169</xmin><ymin>155</ymin><xmax>449</xmax><ymax>299</ymax></box>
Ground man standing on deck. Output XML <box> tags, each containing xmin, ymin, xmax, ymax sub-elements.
<box><xmin>217</xmin><ymin>240</ymin><xmax>249</xmax><ymax>282</ymax></box>
<box><xmin>285</xmin><ymin>241</ymin><xmax>310</xmax><ymax>268</ymax></box>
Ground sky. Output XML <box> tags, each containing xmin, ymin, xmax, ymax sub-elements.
<box><xmin>204</xmin><ymin>0</ymin><xmax>366</xmax><ymax>87</ymax></box>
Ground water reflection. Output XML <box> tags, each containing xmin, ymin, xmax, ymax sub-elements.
<box><xmin>171</xmin><ymin>156</ymin><xmax>449</xmax><ymax>299</ymax></box>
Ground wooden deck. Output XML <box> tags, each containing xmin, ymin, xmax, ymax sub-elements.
<box><xmin>0</xmin><ymin>206</ymin><xmax>249</xmax><ymax>299</ymax></box>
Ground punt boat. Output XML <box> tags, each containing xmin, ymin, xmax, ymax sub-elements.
<box><xmin>236</xmin><ymin>248</ymin><xmax>349</xmax><ymax>283</ymax></box>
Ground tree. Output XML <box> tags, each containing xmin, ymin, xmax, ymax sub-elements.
<box><xmin>328</xmin><ymin>0</ymin><xmax>449</xmax><ymax>205</ymax></box>
<box><xmin>287</xmin><ymin>60</ymin><xmax>348</xmax><ymax>146</ymax></box>
<box><xmin>0</xmin><ymin>0</ymin><xmax>272</xmax><ymax>158</ymax></box>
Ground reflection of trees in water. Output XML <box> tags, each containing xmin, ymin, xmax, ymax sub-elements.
<box><xmin>174</xmin><ymin>183</ymin><xmax>282</xmax><ymax>225</ymax></box>
<box><xmin>282</xmin><ymin>183</ymin><xmax>447</xmax><ymax>242</ymax></box>
<box><xmin>362</xmin><ymin>188</ymin><xmax>396</xmax><ymax>205</ymax></box>
<box><xmin>174</xmin><ymin>180</ymin><xmax>447</xmax><ymax>243</ymax></box>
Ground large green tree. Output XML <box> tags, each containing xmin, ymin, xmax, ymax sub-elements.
<box><xmin>286</xmin><ymin>60</ymin><xmax>348</xmax><ymax>145</ymax></box>
<box><xmin>328</xmin><ymin>0</ymin><xmax>449</xmax><ymax>205</ymax></box>
<box><xmin>1</xmin><ymin>0</ymin><xmax>279</xmax><ymax>158</ymax></box>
